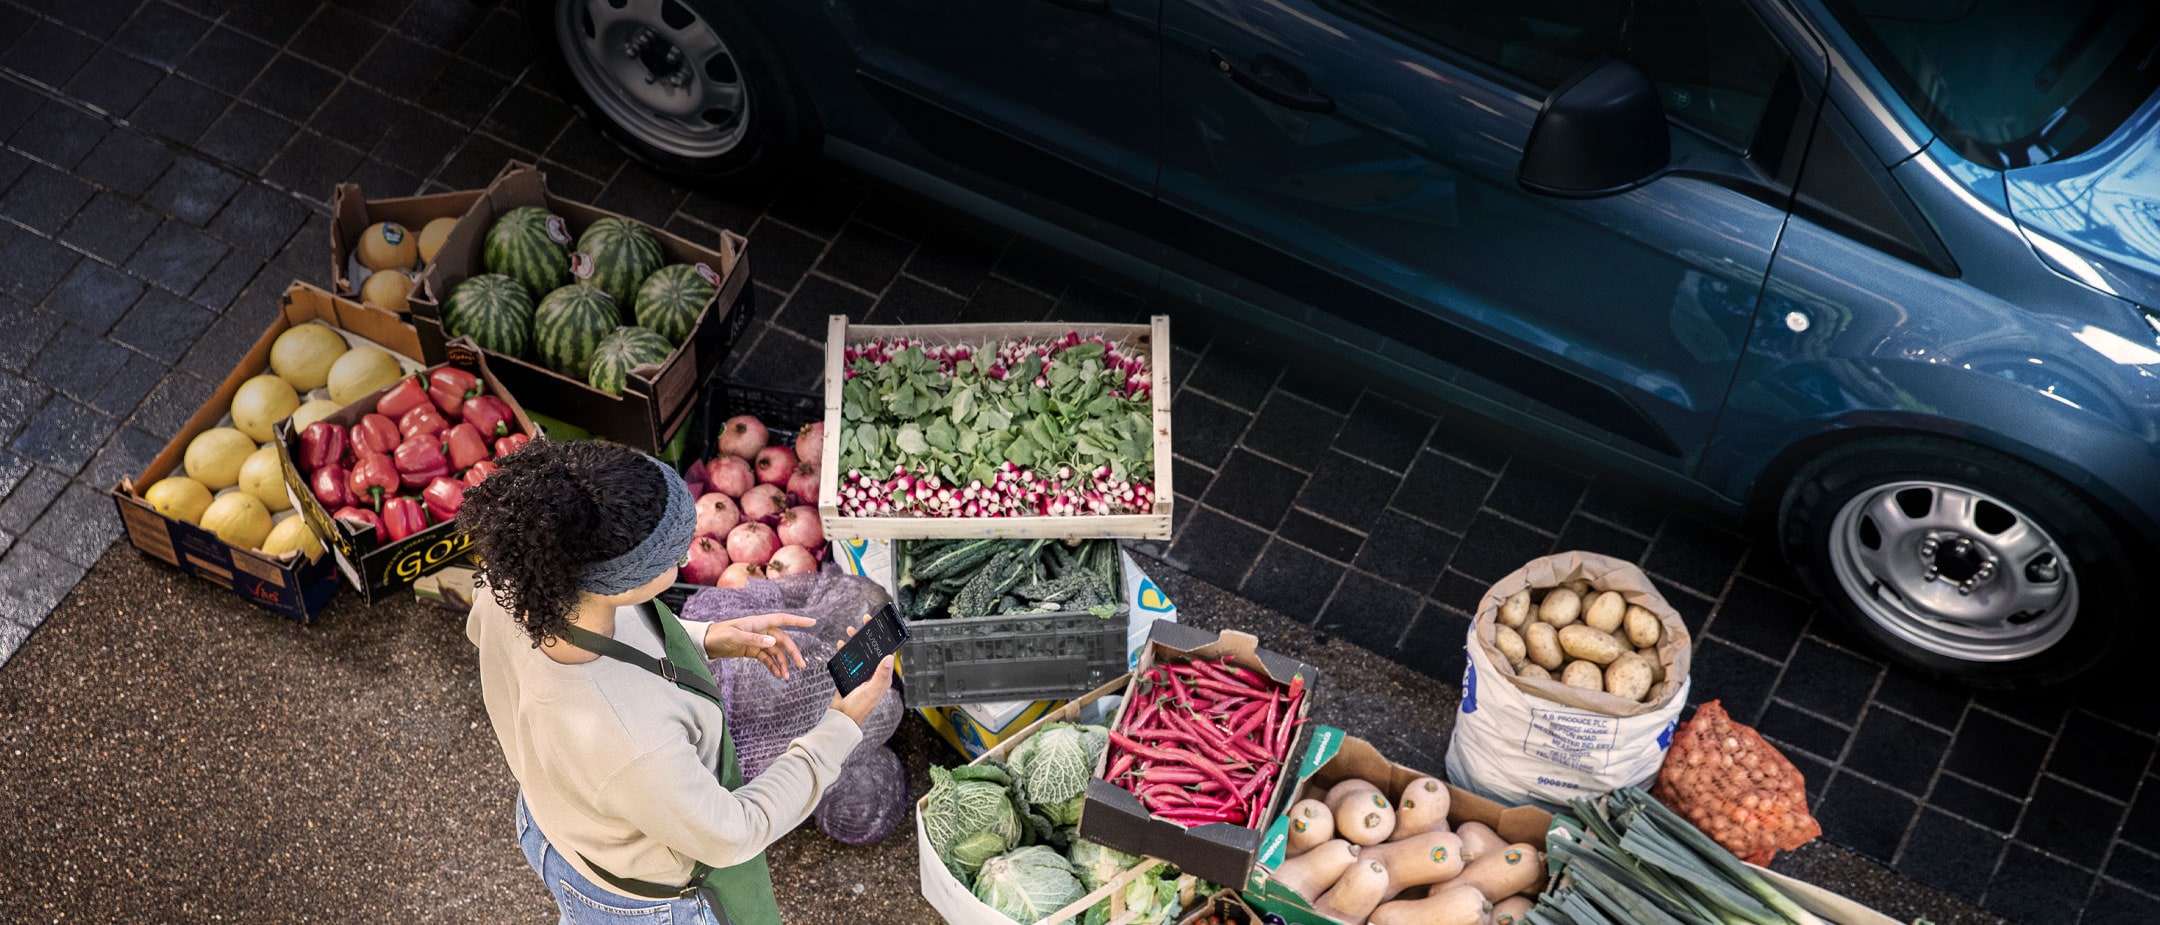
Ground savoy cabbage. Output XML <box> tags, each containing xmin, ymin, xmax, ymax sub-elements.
<box><xmin>924</xmin><ymin>766</ymin><xmax>1023</xmax><ymax>884</ymax></box>
<box><xmin>973</xmin><ymin>845</ymin><xmax>1087</xmax><ymax>923</ymax></box>
<box><xmin>1009</xmin><ymin>723</ymin><xmax>1108</xmax><ymax>807</ymax></box>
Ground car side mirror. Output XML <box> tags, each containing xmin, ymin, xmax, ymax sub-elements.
<box><xmin>1518</xmin><ymin>57</ymin><xmax>1671</xmax><ymax>198</ymax></box>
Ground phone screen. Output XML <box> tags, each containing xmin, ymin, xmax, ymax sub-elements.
<box><xmin>828</xmin><ymin>603</ymin><xmax>907</xmax><ymax>696</ymax></box>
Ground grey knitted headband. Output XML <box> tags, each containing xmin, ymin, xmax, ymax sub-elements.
<box><xmin>578</xmin><ymin>458</ymin><xmax>697</xmax><ymax>595</ymax></box>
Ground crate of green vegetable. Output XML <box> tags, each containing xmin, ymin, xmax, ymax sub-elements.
<box><xmin>818</xmin><ymin>316</ymin><xmax>1173</xmax><ymax>540</ymax></box>
<box><xmin>893</xmin><ymin>537</ymin><xmax>1132</xmax><ymax>709</ymax></box>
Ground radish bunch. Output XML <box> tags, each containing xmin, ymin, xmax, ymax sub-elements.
<box><xmin>681</xmin><ymin>414</ymin><xmax>828</xmax><ymax>588</ymax></box>
<box><xmin>834</xmin><ymin>461</ymin><xmax>1155</xmax><ymax>518</ymax></box>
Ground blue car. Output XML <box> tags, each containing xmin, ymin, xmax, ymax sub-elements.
<box><xmin>528</xmin><ymin>0</ymin><xmax>2160</xmax><ymax>686</ymax></box>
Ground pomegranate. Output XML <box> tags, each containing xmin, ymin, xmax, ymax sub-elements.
<box><xmin>768</xmin><ymin>544</ymin><xmax>818</xmax><ymax>576</ymax></box>
<box><xmin>793</xmin><ymin>422</ymin><xmax>824</xmax><ymax>468</ymax></box>
<box><xmin>725</xmin><ymin>521</ymin><xmax>779</xmax><ymax>566</ymax></box>
<box><xmin>707</xmin><ymin>455</ymin><xmax>754</xmax><ymax>497</ymax></box>
<box><xmin>786</xmin><ymin>462</ymin><xmax>820</xmax><ymax>506</ymax></box>
<box><xmin>695</xmin><ymin>493</ymin><xmax>741</xmax><ymax>539</ymax></box>
<box><xmin>777</xmin><ymin>505</ymin><xmax>825</xmax><ymax>549</ymax></box>
<box><xmin>680</xmin><ymin>535</ymin><xmax>730</xmax><ymax>585</ymax></box>
<box><xmin>717</xmin><ymin>561</ymin><xmax>766</xmax><ymax>589</ymax></box>
<box><xmin>740</xmin><ymin>484</ymin><xmax>787</xmax><ymax>524</ymax></box>
<box><xmin>682</xmin><ymin>458</ymin><xmax>709</xmax><ymax>497</ymax></box>
<box><xmin>754</xmin><ymin>445</ymin><xmax>797</xmax><ymax>488</ymax></box>
<box><xmin>716</xmin><ymin>415</ymin><xmax>768</xmax><ymax>459</ymax></box>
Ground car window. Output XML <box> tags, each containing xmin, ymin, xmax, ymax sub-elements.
<box><xmin>1627</xmin><ymin>0</ymin><xmax>1791</xmax><ymax>148</ymax></box>
<box><xmin>1330</xmin><ymin>0</ymin><xmax>1627</xmax><ymax>91</ymax></box>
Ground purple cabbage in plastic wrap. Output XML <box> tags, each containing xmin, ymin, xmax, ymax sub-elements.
<box><xmin>815</xmin><ymin>745</ymin><xmax>910</xmax><ymax>845</ymax></box>
<box><xmin>679</xmin><ymin>573</ymin><xmax>903</xmax><ymax>779</ymax></box>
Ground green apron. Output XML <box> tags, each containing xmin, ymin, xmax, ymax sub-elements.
<box><xmin>559</xmin><ymin>600</ymin><xmax>783</xmax><ymax>925</ymax></box>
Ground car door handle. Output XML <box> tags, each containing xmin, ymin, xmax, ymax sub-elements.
<box><xmin>1044</xmin><ymin>0</ymin><xmax>1108</xmax><ymax>12</ymax></box>
<box><xmin>1209</xmin><ymin>49</ymin><xmax>1335</xmax><ymax>113</ymax></box>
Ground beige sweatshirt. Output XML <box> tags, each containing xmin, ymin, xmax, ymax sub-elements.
<box><xmin>468</xmin><ymin>594</ymin><xmax>862</xmax><ymax>893</ymax></box>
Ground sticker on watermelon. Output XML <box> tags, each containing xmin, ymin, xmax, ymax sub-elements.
<box><xmin>544</xmin><ymin>215</ymin><xmax>572</xmax><ymax>245</ymax></box>
<box><xmin>693</xmin><ymin>262</ymin><xmax>720</xmax><ymax>286</ymax></box>
<box><xmin>569</xmin><ymin>252</ymin><xmax>595</xmax><ymax>280</ymax></box>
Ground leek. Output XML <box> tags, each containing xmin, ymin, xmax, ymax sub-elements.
<box><xmin>1611</xmin><ymin>789</ymin><xmax>1830</xmax><ymax>925</ymax></box>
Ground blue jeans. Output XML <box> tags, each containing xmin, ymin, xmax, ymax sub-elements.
<box><xmin>516</xmin><ymin>794</ymin><xmax>723</xmax><ymax>925</ymax></box>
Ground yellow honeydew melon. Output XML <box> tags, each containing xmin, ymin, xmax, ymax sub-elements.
<box><xmin>200</xmin><ymin>493</ymin><xmax>272</xmax><ymax>549</ymax></box>
<box><xmin>238</xmin><ymin>445</ymin><xmax>291</xmax><ymax>513</ymax></box>
<box><xmin>362</xmin><ymin>269</ymin><xmax>414</xmax><ymax>314</ymax></box>
<box><xmin>418</xmin><ymin>217</ymin><xmax>456</xmax><ymax>263</ymax></box>
<box><xmin>358</xmin><ymin>221</ymin><xmax>418</xmax><ymax>271</ymax></box>
<box><xmin>260</xmin><ymin>516</ymin><xmax>323</xmax><ymax>560</ymax></box>
<box><xmin>184</xmin><ymin>427</ymin><xmax>256</xmax><ymax>490</ymax></box>
<box><xmin>327</xmin><ymin>346</ymin><xmax>402</xmax><ymax>407</ymax></box>
<box><xmin>269</xmin><ymin>324</ymin><xmax>350</xmax><ymax>392</ymax></box>
<box><xmin>231</xmin><ymin>375</ymin><xmax>300</xmax><ymax>443</ymax></box>
<box><xmin>145</xmin><ymin>476</ymin><xmax>214</xmax><ymax>524</ymax></box>
<box><xmin>289</xmin><ymin>399</ymin><xmax>341</xmax><ymax>433</ymax></box>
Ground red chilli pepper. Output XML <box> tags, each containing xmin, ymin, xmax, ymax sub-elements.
<box><xmin>393</xmin><ymin>433</ymin><xmax>450</xmax><ymax>489</ymax></box>
<box><xmin>375</xmin><ymin>376</ymin><xmax>432</xmax><ymax>419</ymax></box>
<box><xmin>381</xmin><ymin>496</ymin><xmax>428</xmax><ymax>541</ymax></box>
<box><xmin>426</xmin><ymin>367</ymin><xmax>482</xmax><ymax>417</ymax></box>
<box><xmin>493</xmin><ymin>432</ymin><xmax>531</xmax><ymax>458</ymax></box>
<box><xmin>460</xmin><ymin>394</ymin><xmax>515</xmax><ymax>439</ymax></box>
<box><xmin>310</xmin><ymin>465</ymin><xmax>351</xmax><ymax>509</ymax></box>
<box><xmin>352</xmin><ymin>413</ymin><xmax>401</xmax><ymax>455</ymax></box>
<box><xmin>347</xmin><ymin>452</ymin><xmax>398</xmax><ymax>509</ymax></box>
<box><xmin>399</xmin><ymin>404</ymin><xmax>448</xmax><ymax>440</ymax></box>
<box><xmin>332</xmin><ymin>505</ymin><xmax>383</xmax><ymax>543</ymax></box>
<box><xmin>298</xmin><ymin>421</ymin><xmax>345</xmax><ymax>473</ymax></box>
<box><xmin>422</xmin><ymin>476</ymin><xmax>467</xmax><ymax>523</ymax></box>
<box><xmin>444</xmin><ymin>423</ymin><xmax>490</xmax><ymax>471</ymax></box>
<box><xmin>462</xmin><ymin>459</ymin><xmax>500</xmax><ymax>488</ymax></box>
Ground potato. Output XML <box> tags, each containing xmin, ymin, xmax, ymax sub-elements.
<box><xmin>1638</xmin><ymin>647</ymin><xmax>1666</xmax><ymax>682</ymax></box>
<box><xmin>1624</xmin><ymin>604</ymin><xmax>1662</xmax><ymax>648</ymax></box>
<box><xmin>1494</xmin><ymin>624</ymin><xmax>1527</xmax><ymax>665</ymax></box>
<box><xmin>1499</xmin><ymin>589</ymin><xmax>1532</xmax><ymax>629</ymax></box>
<box><xmin>1537</xmin><ymin>588</ymin><xmax>1582</xmax><ymax>627</ymax></box>
<box><xmin>1523</xmin><ymin>622</ymin><xmax>1564</xmax><ymax>671</ymax></box>
<box><xmin>1605</xmin><ymin>653</ymin><xmax>1654</xmax><ymax>701</ymax></box>
<box><xmin>1558</xmin><ymin>624</ymin><xmax>1627</xmax><ymax>665</ymax></box>
<box><xmin>1561</xmin><ymin>579</ymin><xmax>1591</xmax><ymax>595</ymax></box>
<box><xmin>1561</xmin><ymin>660</ymin><xmax>1604</xmax><ymax>691</ymax></box>
<box><xmin>1518</xmin><ymin>663</ymin><xmax>1551</xmax><ymax>681</ymax></box>
<box><xmin>1584</xmin><ymin>591</ymin><xmax>1625</xmax><ymax>632</ymax></box>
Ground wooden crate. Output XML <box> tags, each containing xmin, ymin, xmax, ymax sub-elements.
<box><xmin>817</xmin><ymin>315</ymin><xmax>1172</xmax><ymax>540</ymax></box>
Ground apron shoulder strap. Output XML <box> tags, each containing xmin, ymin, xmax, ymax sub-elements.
<box><xmin>556</xmin><ymin>606</ymin><xmax>725</xmax><ymax>704</ymax></box>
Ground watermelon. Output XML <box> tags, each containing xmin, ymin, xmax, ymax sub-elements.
<box><xmin>485</xmin><ymin>206</ymin><xmax>570</xmax><ymax>300</ymax></box>
<box><xmin>533</xmin><ymin>285</ymin><xmax>620</xmax><ymax>380</ymax></box>
<box><xmin>632</xmin><ymin>263</ymin><xmax>718</xmax><ymax>345</ymax></box>
<box><xmin>575</xmin><ymin>217</ymin><xmax>664</xmax><ymax>307</ymax></box>
<box><xmin>443</xmin><ymin>274</ymin><xmax>535</xmax><ymax>358</ymax></box>
<box><xmin>587</xmin><ymin>326</ymin><xmax>675</xmax><ymax>396</ymax></box>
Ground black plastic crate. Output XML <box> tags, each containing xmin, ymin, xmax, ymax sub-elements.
<box><xmin>894</xmin><ymin>539</ymin><xmax>1130</xmax><ymax>708</ymax></box>
<box><xmin>662</xmin><ymin>380</ymin><xmax>828</xmax><ymax>614</ymax></box>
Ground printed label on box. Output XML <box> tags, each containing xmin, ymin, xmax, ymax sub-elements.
<box><xmin>1522</xmin><ymin>708</ymin><xmax>1616</xmax><ymax>772</ymax></box>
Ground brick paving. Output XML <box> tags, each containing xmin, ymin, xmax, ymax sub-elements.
<box><xmin>1</xmin><ymin>2</ymin><xmax>2156</xmax><ymax>921</ymax></box>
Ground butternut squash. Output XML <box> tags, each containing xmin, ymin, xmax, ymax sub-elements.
<box><xmin>1329</xmin><ymin>785</ymin><xmax>1397</xmax><ymax>845</ymax></box>
<box><xmin>1274</xmin><ymin>839</ymin><xmax>1359</xmax><ymax>902</ymax></box>
<box><xmin>1492</xmin><ymin>895</ymin><xmax>1533</xmax><ymax>925</ymax></box>
<box><xmin>1313</xmin><ymin>858</ymin><xmax>1389</xmax><ymax>924</ymax></box>
<box><xmin>1369</xmin><ymin>884</ymin><xmax>1492</xmax><ymax>925</ymax></box>
<box><xmin>1392</xmin><ymin>776</ymin><xmax>1451</xmax><ymax>841</ymax></box>
<box><xmin>1451</xmin><ymin>843</ymin><xmax>1545</xmax><ymax>903</ymax></box>
<box><xmin>1364</xmin><ymin>830</ymin><xmax>1466</xmax><ymax>897</ymax></box>
<box><xmin>1286</xmin><ymin>799</ymin><xmax>1336</xmax><ymax>856</ymax></box>
<box><xmin>1453</xmin><ymin>821</ymin><xmax>1507</xmax><ymax>863</ymax></box>
<box><xmin>1326</xmin><ymin>777</ymin><xmax>1383</xmax><ymax>805</ymax></box>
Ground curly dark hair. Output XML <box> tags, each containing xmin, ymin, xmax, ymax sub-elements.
<box><xmin>457</xmin><ymin>439</ymin><xmax>670</xmax><ymax>647</ymax></box>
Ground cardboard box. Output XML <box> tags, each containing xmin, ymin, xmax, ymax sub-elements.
<box><xmin>1178</xmin><ymin>892</ymin><xmax>1259</xmax><ymax>925</ymax></box>
<box><xmin>919</xmin><ymin>698</ymin><xmax>1072</xmax><ymax>761</ymax></box>
<box><xmin>818</xmin><ymin>315</ymin><xmax>1173</xmax><ymax>540</ymax></box>
<box><xmin>109</xmin><ymin>282</ymin><xmax>424</xmax><ymax>623</ymax></box>
<box><xmin>1076</xmin><ymin>622</ymin><xmax>1319</xmax><ymax>887</ymax></box>
<box><xmin>329</xmin><ymin>182</ymin><xmax>484</xmax><ymax>299</ymax></box>
<box><xmin>1243</xmin><ymin>728</ymin><xmax>1554</xmax><ymax>925</ymax></box>
<box><xmin>415</xmin><ymin>161</ymin><xmax>755</xmax><ymax>453</ymax></box>
<box><xmin>274</xmin><ymin>337</ymin><xmax>539</xmax><ymax>603</ymax></box>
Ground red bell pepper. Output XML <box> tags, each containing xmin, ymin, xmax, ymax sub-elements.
<box><xmin>393</xmin><ymin>433</ymin><xmax>449</xmax><ymax>489</ymax></box>
<box><xmin>494</xmin><ymin>432</ymin><xmax>531</xmax><ymax>458</ymax></box>
<box><xmin>463</xmin><ymin>459</ymin><xmax>500</xmax><ymax>487</ymax></box>
<box><xmin>333</xmin><ymin>506</ymin><xmax>384</xmax><ymax>543</ymax></box>
<box><xmin>348</xmin><ymin>452</ymin><xmax>398</xmax><ymax>509</ymax></box>
<box><xmin>376</xmin><ymin>376</ymin><xmax>432</xmax><ymax>419</ymax></box>
<box><xmin>298</xmin><ymin>422</ymin><xmax>345</xmax><ymax>473</ymax></box>
<box><xmin>310</xmin><ymin>465</ymin><xmax>351</xmax><ymax>509</ymax></box>
<box><xmin>381</xmin><ymin>496</ymin><xmax>428</xmax><ymax>541</ymax></box>
<box><xmin>460</xmin><ymin>395</ymin><xmax>516</xmax><ymax>439</ymax></box>
<box><xmin>422</xmin><ymin>477</ymin><xmax>467</xmax><ymax>523</ymax></box>
<box><xmin>444</xmin><ymin>423</ymin><xmax>490</xmax><ymax>471</ymax></box>
<box><xmin>352</xmin><ymin>413</ymin><xmax>401</xmax><ymax>455</ymax></box>
<box><xmin>400</xmin><ymin>404</ymin><xmax>449</xmax><ymax>440</ymax></box>
<box><xmin>428</xmin><ymin>367</ymin><xmax>483</xmax><ymax>417</ymax></box>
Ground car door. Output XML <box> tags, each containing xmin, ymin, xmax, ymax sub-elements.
<box><xmin>835</xmin><ymin>0</ymin><xmax>1164</xmax><ymax>231</ymax></box>
<box><xmin>1155</xmin><ymin>0</ymin><xmax>1820</xmax><ymax>467</ymax></box>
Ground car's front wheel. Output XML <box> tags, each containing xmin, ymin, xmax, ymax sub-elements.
<box><xmin>1777</xmin><ymin>435</ymin><xmax>2135</xmax><ymax>688</ymax></box>
<box><xmin>525</xmin><ymin>0</ymin><xmax>813</xmax><ymax>182</ymax></box>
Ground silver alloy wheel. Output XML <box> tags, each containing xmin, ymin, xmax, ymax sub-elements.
<box><xmin>555</xmin><ymin>0</ymin><xmax>750</xmax><ymax>159</ymax></box>
<box><xmin>1827</xmin><ymin>479</ymin><xmax>2077</xmax><ymax>662</ymax></box>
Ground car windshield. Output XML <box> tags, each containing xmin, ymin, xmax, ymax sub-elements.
<box><xmin>1825</xmin><ymin>0</ymin><xmax>2160</xmax><ymax>168</ymax></box>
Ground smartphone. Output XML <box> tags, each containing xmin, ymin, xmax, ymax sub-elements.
<box><xmin>828</xmin><ymin>603</ymin><xmax>908</xmax><ymax>696</ymax></box>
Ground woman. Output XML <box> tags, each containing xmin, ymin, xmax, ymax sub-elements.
<box><xmin>459</xmin><ymin>439</ymin><xmax>893</xmax><ymax>924</ymax></box>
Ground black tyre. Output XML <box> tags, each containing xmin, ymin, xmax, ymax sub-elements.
<box><xmin>524</xmin><ymin>0</ymin><xmax>815</xmax><ymax>184</ymax></box>
<box><xmin>1777</xmin><ymin>435</ymin><xmax>2135</xmax><ymax>687</ymax></box>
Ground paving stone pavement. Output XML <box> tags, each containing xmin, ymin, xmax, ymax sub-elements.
<box><xmin>1</xmin><ymin>1</ymin><xmax>2156</xmax><ymax>921</ymax></box>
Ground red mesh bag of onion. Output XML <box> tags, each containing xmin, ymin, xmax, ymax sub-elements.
<box><xmin>1652</xmin><ymin>700</ymin><xmax>1822</xmax><ymax>865</ymax></box>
